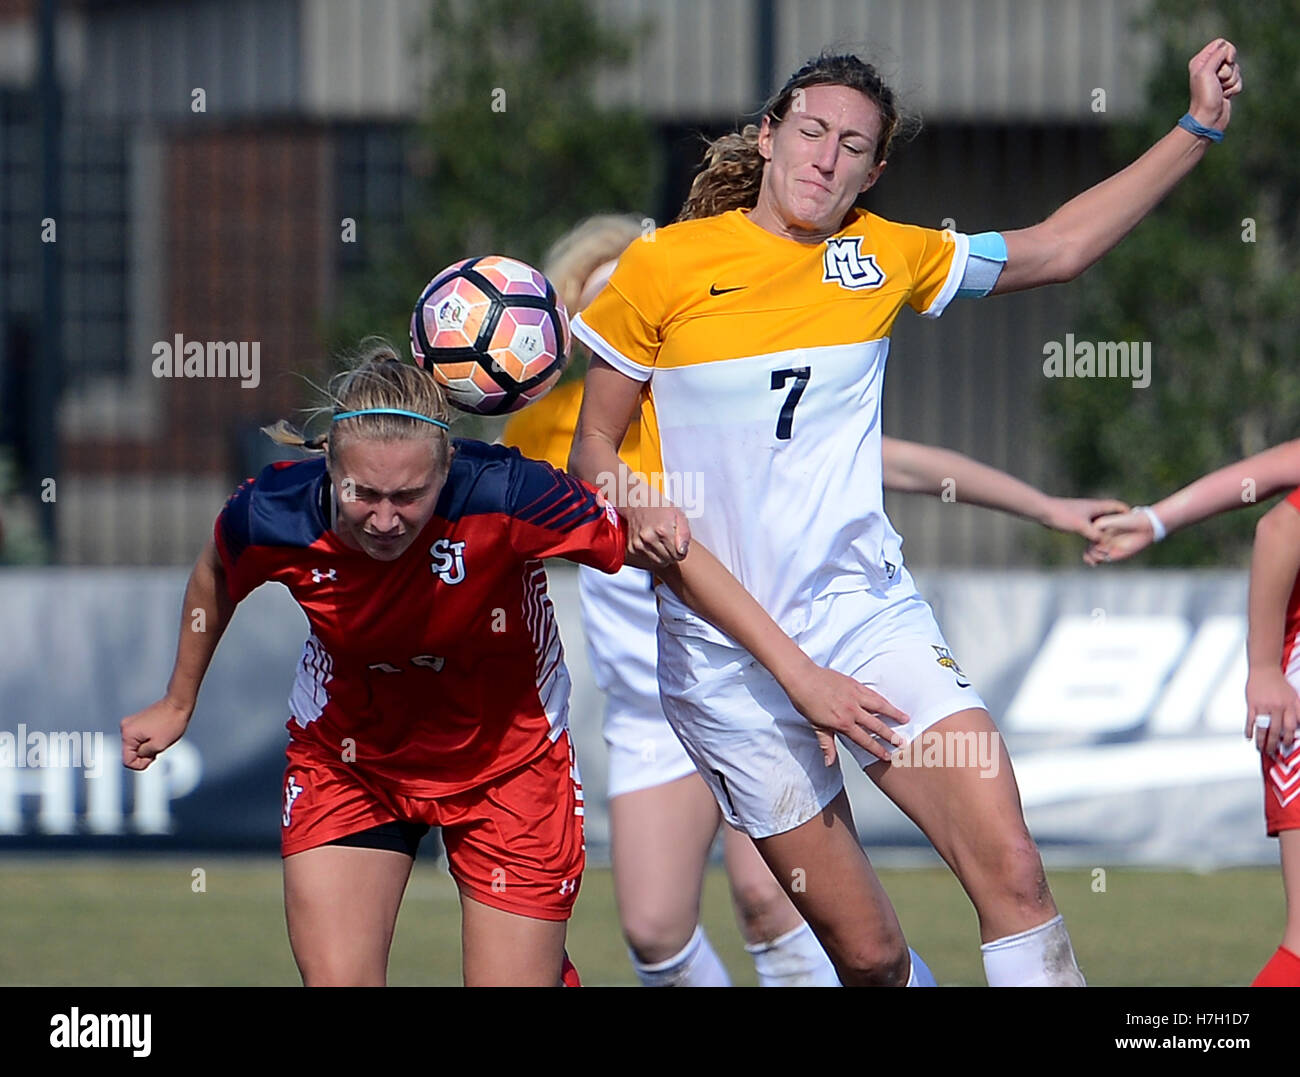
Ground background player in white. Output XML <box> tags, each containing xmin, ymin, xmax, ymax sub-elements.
<box><xmin>1085</xmin><ymin>439</ymin><xmax>1300</xmax><ymax>986</ymax></box>
<box><xmin>570</xmin><ymin>42</ymin><xmax>1242</xmax><ymax>985</ymax></box>
<box><xmin>509</xmin><ymin>217</ymin><xmax>1126</xmax><ymax>986</ymax></box>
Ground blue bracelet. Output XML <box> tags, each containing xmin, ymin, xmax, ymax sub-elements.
<box><xmin>1178</xmin><ymin>112</ymin><xmax>1224</xmax><ymax>143</ymax></box>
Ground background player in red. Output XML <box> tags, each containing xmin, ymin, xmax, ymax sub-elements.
<box><xmin>1086</xmin><ymin>439</ymin><xmax>1300</xmax><ymax>986</ymax></box>
<box><xmin>120</xmin><ymin>345</ymin><xmax>624</xmax><ymax>986</ymax></box>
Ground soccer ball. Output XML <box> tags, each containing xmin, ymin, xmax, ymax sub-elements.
<box><xmin>410</xmin><ymin>255</ymin><xmax>570</xmax><ymax>415</ymax></box>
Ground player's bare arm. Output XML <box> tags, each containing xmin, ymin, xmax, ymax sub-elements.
<box><xmin>1086</xmin><ymin>438</ymin><xmax>1300</xmax><ymax>564</ymax></box>
<box><xmin>880</xmin><ymin>436</ymin><xmax>1126</xmax><ymax>541</ymax></box>
<box><xmin>572</xmin><ymin>374</ymin><xmax>689</xmax><ymax>566</ymax></box>
<box><xmin>121</xmin><ymin>537</ymin><xmax>236</xmax><ymax>770</ymax></box>
<box><xmin>1246</xmin><ymin>500</ymin><xmax>1300</xmax><ymax>757</ymax></box>
<box><xmin>992</xmin><ymin>39</ymin><xmax>1240</xmax><ymax>295</ymax></box>
<box><xmin>571</xmin><ymin>356</ymin><xmax>691</xmax><ymax>565</ymax></box>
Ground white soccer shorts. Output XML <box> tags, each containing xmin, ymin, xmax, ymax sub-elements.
<box><xmin>655</xmin><ymin>567</ymin><xmax>988</xmax><ymax>838</ymax></box>
<box><xmin>578</xmin><ymin>563</ymin><xmax>697</xmax><ymax>797</ymax></box>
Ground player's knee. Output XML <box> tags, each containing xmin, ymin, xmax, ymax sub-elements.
<box><xmin>962</xmin><ymin>829</ymin><xmax>1052</xmax><ymax>914</ymax></box>
<box><xmin>622</xmin><ymin>913</ymin><xmax>698</xmax><ymax>965</ymax></box>
<box><xmin>292</xmin><ymin>941</ymin><xmax>388</xmax><ymax>987</ymax></box>
<box><xmin>299</xmin><ymin>962</ymin><xmax>386</xmax><ymax>987</ymax></box>
<box><xmin>729</xmin><ymin>873</ymin><xmax>792</xmax><ymax>938</ymax></box>
<box><xmin>833</xmin><ymin>936</ymin><xmax>910</xmax><ymax>987</ymax></box>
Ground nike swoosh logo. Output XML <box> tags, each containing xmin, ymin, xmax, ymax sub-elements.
<box><xmin>709</xmin><ymin>284</ymin><xmax>746</xmax><ymax>295</ymax></box>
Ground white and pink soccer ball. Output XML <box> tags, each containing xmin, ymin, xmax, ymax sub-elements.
<box><xmin>410</xmin><ymin>255</ymin><xmax>571</xmax><ymax>415</ymax></box>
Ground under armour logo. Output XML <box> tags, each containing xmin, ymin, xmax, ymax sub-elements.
<box><xmin>283</xmin><ymin>775</ymin><xmax>304</xmax><ymax>826</ymax></box>
<box><xmin>558</xmin><ymin>878</ymin><xmax>577</xmax><ymax>896</ymax></box>
<box><xmin>823</xmin><ymin>236</ymin><xmax>885</xmax><ymax>290</ymax></box>
<box><xmin>311</xmin><ymin>568</ymin><xmax>337</xmax><ymax>583</ymax></box>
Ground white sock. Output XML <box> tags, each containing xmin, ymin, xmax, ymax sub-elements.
<box><xmin>980</xmin><ymin>914</ymin><xmax>1086</xmax><ymax>986</ymax></box>
<box><xmin>906</xmin><ymin>947</ymin><xmax>937</xmax><ymax>987</ymax></box>
<box><xmin>631</xmin><ymin>925</ymin><xmax>731</xmax><ymax>987</ymax></box>
<box><xmin>746</xmin><ymin>921</ymin><xmax>841</xmax><ymax>986</ymax></box>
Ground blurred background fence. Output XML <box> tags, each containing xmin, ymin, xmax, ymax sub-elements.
<box><xmin>0</xmin><ymin>0</ymin><xmax>1162</xmax><ymax>568</ymax></box>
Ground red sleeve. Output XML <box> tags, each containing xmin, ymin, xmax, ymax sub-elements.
<box><xmin>508</xmin><ymin>456</ymin><xmax>626</xmax><ymax>572</ymax></box>
<box><xmin>1286</xmin><ymin>487</ymin><xmax>1300</xmax><ymax>512</ymax></box>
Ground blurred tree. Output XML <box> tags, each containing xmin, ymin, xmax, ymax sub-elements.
<box><xmin>1043</xmin><ymin>0</ymin><xmax>1300</xmax><ymax>565</ymax></box>
<box><xmin>0</xmin><ymin>447</ymin><xmax>50</xmax><ymax>564</ymax></box>
<box><xmin>327</xmin><ymin>0</ymin><xmax>658</xmax><ymax>440</ymax></box>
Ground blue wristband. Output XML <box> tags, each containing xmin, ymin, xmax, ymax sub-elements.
<box><xmin>1177</xmin><ymin>112</ymin><xmax>1224</xmax><ymax>143</ymax></box>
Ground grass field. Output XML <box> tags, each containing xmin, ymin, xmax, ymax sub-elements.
<box><xmin>0</xmin><ymin>856</ymin><xmax>1281</xmax><ymax>986</ymax></box>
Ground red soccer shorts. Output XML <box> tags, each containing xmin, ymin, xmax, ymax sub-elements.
<box><xmin>1263</xmin><ymin>739</ymin><xmax>1300</xmax><ymax>837</ymax></box>
<box><xmin>280</xmin><ymin>730</ymin><xmax>585</xmax><ymax>921</ymax></box>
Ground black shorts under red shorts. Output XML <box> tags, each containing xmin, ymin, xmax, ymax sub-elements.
<box><xmin>279</xmin><ymin>730</ymin><xmax>585</xmax><ymax>921</ymax></box>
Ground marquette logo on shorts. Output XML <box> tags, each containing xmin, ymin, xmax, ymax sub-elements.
<box><xmin>283</xmin><ymin>774</ymin><xmax>304</xmax><ymax>826</ymax></box>
<box><xmin>890</xmin><ymin>730</ymin><xmax>1001</xmax><ymax>779</ymax></box>
<box><xmin>932</xmin><ymin>644</ymin><xmax>971</xmax><ymax>688</ymax></box>
<box><xmin>822</xmin><ymin>236</ymin><xmax>885</xmax><ymax>291</ymax></box>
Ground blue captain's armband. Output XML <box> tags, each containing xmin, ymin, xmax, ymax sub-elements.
<box><xmin>955</xmin><ymin>231</ymin><xmax>1008</xmax><ymax>298</ymax></box>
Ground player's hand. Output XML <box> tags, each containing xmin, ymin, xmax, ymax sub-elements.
<box><xmin>1040</xmin><ymin>496</ymin><xmax>1129</xmax><ymax>542</ymax></box>
<box><xmin>783</xmin><ymin>663</ymin><xmax>908</xmax><ymax>766</ymax></box>
<box><xmin>121</xmin><ymin>698</ymin><xmax>191</xmax><ymax>771</ymax></box>
<box><xmin>1083</xmin><ymin>509</ymin><xmax>1156</xmax><ymax>565</ymax></box>
<box><xmin>622</xmin><ymin>503</ymin><xmax>690</xmax><ymax>569</ymax></box>
<box><xmin>1187</xmin><ymin>39</ymin><xmax>1241</xmax><ymax>133</ymax></box>
<box><xmin>1246</xmin><ymin>667</ymin><xmax>1300</xmax><ymax>758</ymax></box>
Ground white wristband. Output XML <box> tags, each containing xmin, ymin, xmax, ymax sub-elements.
<box><xmin>1134</xmin><ymin>505</ymin><xmax>1167</xmax><ymax>543</ymax></box>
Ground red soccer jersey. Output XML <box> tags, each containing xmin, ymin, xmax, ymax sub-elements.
<box><xmin>213</xmin><ymin>439</ymin><xmax>625</xmax><ymax>796</ymax></box>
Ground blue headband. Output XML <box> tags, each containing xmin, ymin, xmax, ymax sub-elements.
<box><xmin>332</xmin><ymin>408</ymin><xmax>450</xmax><ymax>431</ymax></box>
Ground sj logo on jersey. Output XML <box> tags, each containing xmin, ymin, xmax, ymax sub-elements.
<box><xmin>822</xmin><ymin>237</ymin><xmax>885</xmax><ymax>291</ymax></box>
<box><xmin>430</xmin><ymin>538</ymin><xmax>467</xmax><ymax>585</ymax></box>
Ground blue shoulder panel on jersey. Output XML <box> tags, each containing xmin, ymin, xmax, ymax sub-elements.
<box><xmin>439</xmin><ymin>439</ymin><xmax>602</xmax><ymax>531</ymax></box>
<box><xmin>435</xmin><ymin>440</ymin><xmax>516</xmax><ymax>522</ymax></box>
<box><xmin>956</xmin><ymin>231</ymin><xmax>1008</xmax><ymax>298</ymax></box>
<box><xmin>219</xmin><ymin>457</ymin><xmax>331</xmax><ymax>562</ymax></box>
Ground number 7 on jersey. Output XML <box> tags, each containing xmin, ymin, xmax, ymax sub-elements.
<box><xmin>770</xmin><ymin>367</ymin><xmax>811</xmax><ymax>440</ymax></box>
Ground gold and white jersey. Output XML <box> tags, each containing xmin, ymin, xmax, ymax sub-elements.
<box><xmin>572</xmin><ymin>207</ymin><xmax>969</xmax><ymax>638</ymax></box>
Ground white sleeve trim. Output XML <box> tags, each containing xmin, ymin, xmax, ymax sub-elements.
<box><xmin>571</xmin><ymin>313</ymin><xmax>654</xmax><ymax>383</ymax></box>
<box><xmin>918</xmin><ymin>230</ymin><xmax>970</xmax><ymax>320</ymax></box>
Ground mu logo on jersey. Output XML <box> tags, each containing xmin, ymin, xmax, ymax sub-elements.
<box><xmin>933</xmin><ymin>645</ymin><xmax>971</xmax><ymax>688</ymax></box>
<box><xmin>822</xmin><ymin>237</ymin><xmax>885</xmax><ymax>291</ymax></box>
<box><xmin>430</xmin><ymin>538</ymin><xmax>467</xmax><ymax>585</ymax></box>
